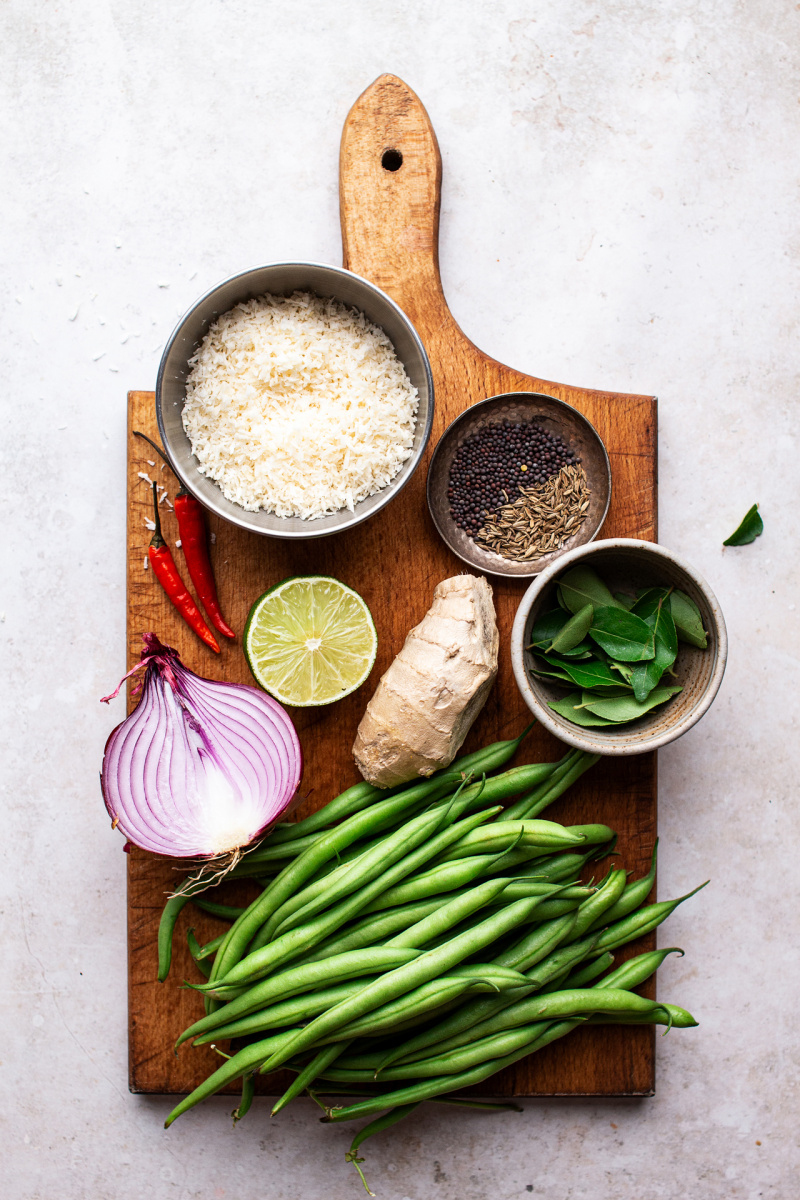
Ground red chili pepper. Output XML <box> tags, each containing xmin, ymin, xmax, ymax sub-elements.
<box><xmin>134</xmin><ymin>432</ymin><xmax>235</xmax><ymax>639</ymax></box>
<box><xmin>148</xmin><ymin>483</ymin><xmax>220</xmax><ymax>654</ymax></box>
<box><xmin>172</xmin><ymin>490</ymin><xmax>235</xmax><ymax>639</ymax></box>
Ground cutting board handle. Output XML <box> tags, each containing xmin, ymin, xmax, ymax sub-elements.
<box><xmin>340</xmin><ymin>74</ymin><xmax>451</xmax><ymax>325</ymax></box>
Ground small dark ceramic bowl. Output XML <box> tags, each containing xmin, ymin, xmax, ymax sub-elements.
<box><xmin>426</xmin><ymin>392</ymin><xmax>611</xmax><ymax>579</ymax></box>
<box><xmin>510</xmin><ymin>538</ymin><xmax>728</xmax><ymax>755</ymax></box>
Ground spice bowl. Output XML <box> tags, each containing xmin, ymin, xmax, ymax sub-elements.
<box><xmin>156</xmin><ymin>261</ymin><xmax>434</xmax><ymax>540</ymax></box>
<box><xmin>426</xmin><ymin>393</ymin><xmax>611</xmax><ymax>579</ymax></box>
<box><xmin>510</xmin><ymin>538</ymin><xmax>728</xmax><ymax>756</ymax></box>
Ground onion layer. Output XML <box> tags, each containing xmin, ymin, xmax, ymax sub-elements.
<box><xmin>101</xmin><ymin>634</ymin><xmax>303</xmax><ymax>858</ymax></box>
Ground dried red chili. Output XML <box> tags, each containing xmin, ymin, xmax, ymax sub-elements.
<box><xmin>148</xmin><ymin>483</ymin><xmax>220</xmax><ymax>654</ymax></box>
<box><xmin>172</xmin><ymin>490</ymin><xmax>235</xmax><ymax>639</ymax></box>
<box><xmin>134</xmin><ymin>431</ymin><xmax>234</xmax><ymax>639</ymax></box>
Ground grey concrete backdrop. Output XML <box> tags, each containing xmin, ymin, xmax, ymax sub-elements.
<box><xmin>1</xmin><ymin>1</ymin><xmax>798</xmax><ymax>1197</ymax></box>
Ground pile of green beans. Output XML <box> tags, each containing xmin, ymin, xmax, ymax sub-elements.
<box><xmin>159</xmin><ymin>730</ymin><xmax>705</xmax><ymax>1195</ymax></box>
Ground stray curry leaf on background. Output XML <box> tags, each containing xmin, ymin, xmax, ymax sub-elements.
<box><xmin>723</xmin><ymin>504</ymin><xmax>763</xmax><ymax>547</ymax></box>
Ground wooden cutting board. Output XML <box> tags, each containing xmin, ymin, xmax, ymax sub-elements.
<box><xmin>125</xmin><ymin>74</ymin><xmax>658</xmax><ymax>1098</ymax></box>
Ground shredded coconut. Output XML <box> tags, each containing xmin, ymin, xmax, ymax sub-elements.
<box><xmin>138</xmin><ymin>471</ymin><xmax>154</xmax><ymax>486</ymax></box>
<box><xmin>181</xmin><ymin>292</ymin><xmax>419</xmax><ymax>519</ymax></box>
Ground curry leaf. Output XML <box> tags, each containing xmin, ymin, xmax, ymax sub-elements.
<box><xmin>547</xmin><ymin>656</ymin><xmax>634</xmax><ymax>693</ymax></box>
<box><xmin>554</xmin><ymin>642</ymin><xmax>594</xmax><ymax>660</ymax></box>
<box><xmin>527</xmin><ymin>609</ymin><xmax>568</xmax><ymax>649</ymax></box>
<box><xmin>549</xmin><ymin>604</ymin><xmax>594</xmax><ymax>654</ymax></box>
<box><xmin>614</xmin><ymin>592</ymin><xmax>636</xmax><ymax>611</ymax></box>
<box><xmin>723</xmin><ymin>504</ymin><xmax>763</xmax><ymax>547</ymax></box>
<box><xmin>581</xmin><ymin>686</ymin><xmax>683</xmax><ymax>722</ymax></box>
<box><xmin>549</xmin><ymin>692</ymin><xmax>620</xmax><ymax>727</ymax></box>
<box><xmin>669</xmin><ymin>590</ymin><xmax>707</xmax><ymax>649</ymax></box>
<box><xmin>631</xmin><ymin>587</ymin><xmax>671</xmax><ymax>620</ymax></box>
<box><xmin>631</xmin><ymin>601</ymin><xmax>678</xmax><ymax>701</ymax></box>
<box><xmin>587</xmin><ymin>607</ymin><xmax>655</xmax><ymax>662</ymax></box>
<box><xmin>530</xmin><ymin>656</ymin><xmax>575</xmax><ymax>683</ymax></box>
<box><xmin>558</xmin><ymin>566</ymin><xmax>625</xmax><ymax>615</ymax></box>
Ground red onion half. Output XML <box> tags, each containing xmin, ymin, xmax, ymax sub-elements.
<box><xmin>101</xmin><ymin>634</ymin><xmax>303</xmax><ymax>858</ymax></box>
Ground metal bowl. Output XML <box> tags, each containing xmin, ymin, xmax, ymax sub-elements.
<box><xmin>156</xmin><ymin>262</ymin><xmax>434</xmax><ymax>539</ymax></box>
<box><xmin>426</xmin><ymin>392</ymin><xmax>611</xmax><ymax>579</ymax></box>
<box><xmin>511</xmin><ymin>538</ymin><xmax>728</xmax><ymax>755</ymax></box>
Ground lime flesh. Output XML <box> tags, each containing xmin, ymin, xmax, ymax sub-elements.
<box><xmin>244</xmin><ymin>576</ymin><xmax>377</xmax><ymax>707</ymax></box>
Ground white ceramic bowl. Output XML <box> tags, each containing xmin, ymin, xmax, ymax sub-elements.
<box><xmin>510</xmin><ymin>538</ymin><xmax>728</xmax><ymax>756</ymax></box>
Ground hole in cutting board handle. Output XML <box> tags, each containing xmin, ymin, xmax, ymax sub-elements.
<box><xmin>381</xmin><ymin>148</ymin><xmax>403</xmax><ymax>172</ymax></box>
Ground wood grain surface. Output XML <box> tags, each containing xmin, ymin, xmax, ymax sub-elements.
<box><xmin>126</xmin><ymin>74</ymin><xmax>658</xmax><ymax>1098</ymax></box>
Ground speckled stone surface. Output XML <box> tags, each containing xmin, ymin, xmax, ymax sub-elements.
<box><xmin>2</xmin><ymin>2</ymin><xmax>798</xmax><ymax>1197</ymax></box>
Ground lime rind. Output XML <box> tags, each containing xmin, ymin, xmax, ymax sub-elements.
<box><xmin>244</xmin><ymin>576</ymin><xmax>377</xmax><ymax>707</ymax></box>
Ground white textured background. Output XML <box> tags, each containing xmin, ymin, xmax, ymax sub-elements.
<box><xmin>2</xmin><ymin>2</ymin><xmax>798</xmax><ymax>1197</ymax></box>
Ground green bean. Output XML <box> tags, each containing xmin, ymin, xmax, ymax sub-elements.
<box><xmin>272</xmin><ymin>1040</ymin><xmax>353</xmax><ymax>1116</ymax></box>
<box><xmin>369</xmin><ymin>911</ymin><xmax>581</xmax><ymax>1074</ymax></box>
<box><xmin>164</xmin><ymin>1031</ymin><xmax>302</xmax><ymax>1127</ymax></box>
<box><xmin>439</xmin><ymin>819</ymin><xmax>588</xmax><ymax>862</ymax></box>
<box><xmin>256</xmin><ymin>895</ymin><xmax>551</xmax><ymax>1075</ymax></box>
<box><xmin>157</xmin><ymin>894</ymin><xmax>191</xmax><ymax>982</ymax></box>
<box><xmin>393</xmin><ymin>934</ymin><xmax>601</xmax><ymax>1065</ymax></box>
<box><xmin>177</xmin><ymin>947</ymin><xmax>421</xmax><ymax>1047</ymax></box>
<box><xmin>498</xmin><ymin>883</ymin><xmax>593</xmax><ymax>903</ymax></box>
<box><xmin>301</xmin><ymin>897</ymin><xmax>452</xmax><ymax>963</ymax></box>
<box><xmin>345</xmin><ymin>1103</ymin><xmax>422</xmax><ymax>1195</ymax></box>
<box><xmin>587</xmin><ymin>1001</ymin><xmax>697</xmax><ymax>1028</ymax></box>
<box><xmin>560</xmin><ymin>951</ymin><xmax>615</xmax><ymax>988</ymax></box>
<box><xmin>191</xmin><ymin>932</ymin><xmax>225</xmax><ymax>962</ymax></box>
<box><xmin>597</xmin><ymin>947</ymin><xmax>683</xmax><ymax>991</ymax></box>
<box><xmin>501</xmin><ymin>750</ymin><xmax>581</xmax><ymax>820</ymax></box>
<box><xmin>193</xmin><ymin>979</ymin><xmax>380</xmax><ymax>1045</ymax></box>
<box><xmin>384</xmin><ymin>877</ymin><xmax>532</xmax><ymax>950</ymax></box>
<box><xmin>209</xmin><ymin>807</ymin><xmax>504</xmax><ymax>991</ymax></box>
<box><xmin>232</xmin><ymin>1074</ymin><xmax>255</xmax><ymax>1124</ymax></box>
<box><xmin>588</xmin><ymin>840</ymin><xmax>658</xmax><ymax>930</ymax></box>
<box><xmin>187</xmin><ymin>929</ymin><xmax>212</xmax><ymax>979</ymax></box>
<box><xmin>260</xmin><ymin>727</ymin><xmax>535</xmax><ymax>849</ymax></box>
<box><xmin>209</xmin><ymin>783</ymin><xmax>478</xmax><ymax>984</ymax></box>
<box><xmin>331</xmin><ymin>988</ymin><xmax>677</xmax><ymax>1095</ymax></box>
<box><xmin>507</xmin><ymin>849</ymin><xmax>598</xmax><ymax>884</ymax></box>
<box><xmin>566</xmin><ymin>866</ymin><xmax>628</xmax><ymax>940</ymax></box>
<box><xmin>331</xmin><ymin>1019</ymin><xmax>560</xmax><ymax>1082</ymax></box>
<box><xmin>332</xmin><ymin>966</ymin><xmax>531</xmax><ymax>1041</ymax></box>
<box><xmin>503</xmin><ymin>752</ymin><xmax>599</xmax><ymax>821</ymax></box>
<box><xmin>592</xmin><ymin>881</ymin><xmax>708</xmax><ymax>951</ymax></box>
<box><xmin>191</xmin><ymin>899</ymin><xmax>245</xmax><ymax>922</ymax></box>
<box><xmin>260</xmin><ymin>802</ymin><xmax>459</xmax><ymax>945</ymax></box>
<box><xmin>358</xmin><ymin>854</ymin><xmax>506</xmax><ymax>912</ymax></box>
<box><xmin>320</xmin><ymin>1019</ymin><xmax>582</xmax><ymax>1124</ymax></box>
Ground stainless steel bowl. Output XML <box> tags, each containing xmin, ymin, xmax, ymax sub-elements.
<box><xmin>156</xmin><ymin>262</ymin><xmax>434</xmax><ymax>539</ymax></box>
<box><xmin>426</xmin><ymin>392</ymin><xmax>611</xmax><ymax>579</ymax></box>
<box><xmin>511</xmin><ymin>538</ymin><xmax>728</xmax><ymax>755</ymax></box>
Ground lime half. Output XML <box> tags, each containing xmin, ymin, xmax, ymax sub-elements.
<box><xmin>244</xmin><ymin>576</ymin><xmax>378</xmax><ymax>707</ymax></box>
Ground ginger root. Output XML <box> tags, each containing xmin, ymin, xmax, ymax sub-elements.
<box><xmin>352</xmin><ymin>574</ymin><xmax>499</xmax><ymax>787</ymax></box>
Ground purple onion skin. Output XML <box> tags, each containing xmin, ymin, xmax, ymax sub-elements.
<box><xmin>101</xmin><ymin>634</ymin><xmax>303</xmax><ymax>859</ymax></box>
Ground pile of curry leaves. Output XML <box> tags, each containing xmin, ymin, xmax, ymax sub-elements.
<box><xmin>527</xmin><ymin>565</ymin><xmax>708</xmax><ymax>728</ymax></box>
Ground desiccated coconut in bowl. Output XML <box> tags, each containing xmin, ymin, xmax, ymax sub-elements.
<box><xmin>181</xmin><ymin>291</ymin><xmax>419</xmax><ymax>520</ymax></box>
